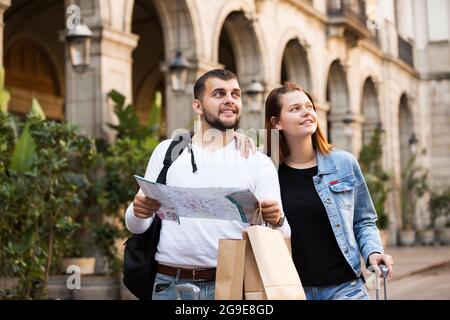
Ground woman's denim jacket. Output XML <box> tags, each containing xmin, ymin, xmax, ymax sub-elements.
<box><xmin>314</xmin><ymin>149</ymin><xmax>383</xmax><ymax>278</ymax></box>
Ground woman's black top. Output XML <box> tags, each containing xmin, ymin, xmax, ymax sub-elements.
<box><xmin>278</xmin><ymin>164</ymin><xmax>356</xmax><ymax>286</ymax></box>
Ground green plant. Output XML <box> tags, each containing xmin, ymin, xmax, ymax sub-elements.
<box><xmin>0</xmin><ymin>101</ymin><xmax>96</xmax><ymax>299</ymax></box>
<box><xmin>359</xmin><ymin>126</ymin><xmax>392</xmax><ymax>230</ymax></box>
<box><xmin>430</xmin><ymin>187</ymin><xmax>450</xmax><ymax>228</ymax></box>
<box><xmin>0</xmin><ymin>67</ymin><xmax>14</xmax><ymax>173</ymax></box>
<box><xmin>400</xmin><ymin>149</ymin><xmax>429</xmax><ymax>231</ymax></box>
<box><xmin>0</xmin><ymin>66</ymin><xmax>11</xmax><ymax>114</ymax></box>
<box><xmin>0</xmin><ymin>112</ymin><xmax>15</xmax><ymax>172</ymax></box>
<box><xmin>107</xmin><ymin>89</ymin><xmax>161</xmax><ymax>141</ymax></box>
<box><xmin>90</xmin><ymin>89</ymin><xmax>161</xmax><ymax>274</ymax></box>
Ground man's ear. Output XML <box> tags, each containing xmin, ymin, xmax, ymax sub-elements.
<box><xmin>192</xmin><ymin>99</ymin><xmax>203</xmax><ymax>116</ymax></box>
<box><xmin>270</xmin><ymin>116</ymin><xmax>281</xmax><ymax>130</ymax></box>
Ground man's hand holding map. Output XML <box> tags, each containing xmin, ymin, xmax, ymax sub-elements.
<box><xmin>135</xmin><ymin>175</ymin><xmax>259</xmax><ymax>224</ymax></box>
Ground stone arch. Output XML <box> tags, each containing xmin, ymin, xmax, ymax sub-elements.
<box><xmin>216</xmin><ymin>11</ymin><xmax>264</xmax><ymax>84</ymax></box>
<box><xmin>361</xmin><ymin>77</ymin><xmax>380</xmax><ymax>146</ymax></box>
<box><xmin>326</xmin><ymin>59</ymin><xmax>350</xmax><ymax>149</ymax></box>
<box><xmin>211</xmin><ymin>0</ymin><xmax>253</xmax><ymax>64</ymax></box>
<box><xmin>128</xmin><ymin>0</ymin><xmax>200</xmax><ymax>137</ymax></box>
<box><xmin>121</xmin><ymin>0</ymin><xmax>199</xmax><ymax>59</ymax></box>
<box><xmin>280</xmin><ymin>39</ymin><xmax>311</xmax><ymax>91</ymax></box>
<box><xmin>215</xmin><ymin>10</ymin><xmax>265</xmax><ymax>130</ymax></box>
<box><xmin>152</xmin><ymin>0</ymin><xmax>198</xmax><ymax>59</ymax></box>
<box><xmin>4</xmin><ymin>0</ymin><xmax>65</xmax><ymax>120</ymax></box>
<box><xmin>131</xmin><ymin>0</ymin><xmax>166</xmax><ymax>134</ymax></box>
<box><xmin>4</xmin><ymin>38</ymin><xmax>63</xmax><ymax>120</ymax></box>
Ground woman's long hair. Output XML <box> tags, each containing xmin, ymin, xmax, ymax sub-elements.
<box><xmin>265</xmin><ymin>82</ymin><xmax>332</xmax><ymax>163</ymax></box>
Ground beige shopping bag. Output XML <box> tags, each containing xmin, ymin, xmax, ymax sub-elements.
<box><xmin>215</xmin><ymin>239</ymin><xmax>246</xmax><ymax>300</ymax></box>
<box><xmin>243</xmin><ymin>231</ymin><xmax>267</xmax><ymax>300</ymax></box>
<box><xmin>246</xmin><ymin>225</ymin><xmax>306</xmax><ymax>300</ymax></box>
<box><xmin>243</xmin><ymin>231</ymin><xmax>293</xmax><ymax>300</ymax></box>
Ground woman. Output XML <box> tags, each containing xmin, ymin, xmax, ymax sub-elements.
<box><xmin>262</xmin><ymin>82</ymin><xmax>394</xmax><ymax>300</ymax></box>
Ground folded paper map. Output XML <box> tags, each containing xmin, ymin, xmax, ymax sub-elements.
<box><xmin>135</xmin><ymin>175</ymin><xmax>258</xmax><ymax>224</ymax></box>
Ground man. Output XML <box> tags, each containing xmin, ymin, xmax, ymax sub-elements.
<box><xmin>125</xmin><ymin>69</ymin><xmax>290</xmax><ymax>300</ymax></box>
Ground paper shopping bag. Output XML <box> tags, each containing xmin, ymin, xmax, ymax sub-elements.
<box><xmin>243</xmin><ymin>231</ymin><xmax>294</xmax><ymax>300</ymax></box>
<box><xmin>215</xmin><ymin>239</ymin><xmax>246</xmax><ymax>300</ymax></box>
<box><xmin>246</xmin><ymin>225</ymin><xmax>306</xmax><ymax>300</ymax></box>
<box><xmin>243</xmin><ymin>231</ymin><xmax>267</xmax><ymax>300</ymax></box>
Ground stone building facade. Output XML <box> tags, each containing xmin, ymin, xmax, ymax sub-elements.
<box><xmin>0</xmin><ymin>0</ymin><xmax>449</xmax><ymax>244</ymax></box>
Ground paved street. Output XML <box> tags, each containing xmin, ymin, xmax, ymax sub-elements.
<box><xmin>90</xmin><ymin>245</ymin><xmax>450</xmax><ymax>300</ymax></box>
<box><xmin>375</xmin><ymin>262</ymin><xmax>450</xmax><ymax>299</ymax></box>
<box><xmin>363</xmin><ymin>246</ymin><xmax>450</xmax><ymax>300</ymax></box>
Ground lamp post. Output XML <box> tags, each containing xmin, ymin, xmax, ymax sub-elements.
<box><xmin>246</xmin><ymin>79</ymin><xmax>265</xmax><ymax>112</ymax></box>
<box><xmin>65</xmin><ymin>23</ymin><xmax>92</xmax><ymax>74</ymax></box>
<box><xmin>342</xmin><ymin>111</ymin><xmax>354</xmax><ymax>151</ymax></box>
<box><xmin>169</xmin><ymin>51</ymin><xmax>191</xmax><ymax>92</ymax></box>
<box><xmin>169</xmin><ymin>0</ymin><xmax>191</xmax><ymax>92</ymax></box>
<box><xmin>408</xmin><ymin>132</ymin><xmax>418</xmax><ymax>155</ymax></box>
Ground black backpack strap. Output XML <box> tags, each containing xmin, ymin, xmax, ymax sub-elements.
<box><xmin>122</xmin><ymin>132</ymin><xmax>195</xmax><ymax>300</ymax></box>
<box><xmin>156</xmin><ymin>132</ymin><xmax>194</xmax><ymax>184</ymax></box>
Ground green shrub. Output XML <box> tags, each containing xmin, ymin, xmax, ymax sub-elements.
<box><xmin>359</xmin><ymin>126</ymin><xmax>392</xmax><ymax>230</ymax></box>
<box><xmin>0</xmin><ymin>111</ymin><xmax>96</xmax><ymax>299</ymax></box>
<box><xmin>90</xmin><ymin>89</ymin><xmax>161</xmax><ymax>274</ymax></box>
<box><xmin>430</xmin><ymin>187</ymin><xmax>450</xmax><ymax>228</ymax></box>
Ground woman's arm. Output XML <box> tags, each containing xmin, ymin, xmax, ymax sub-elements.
<box><xmin>351</xmin><ymin>155</ymin><xmax>384</xmax><ymax>263</ymax></box>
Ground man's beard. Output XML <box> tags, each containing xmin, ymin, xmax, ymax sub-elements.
<box><xmin>203</xmin><ymin>109</ymin><xmax>240</xmax><ymax>131</ymax></box>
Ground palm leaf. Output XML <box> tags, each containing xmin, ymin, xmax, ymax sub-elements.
<box><xmin>10</xmin><ymin>124</ymin><xmax>37</xmax><ymax>173</ymax></box>
<box><xmin>28</xmin><ymin>98</ymin><xmax>46</xmax><ymax>120</ymax></box>
<box><xmin>148</xmin><ymin>91</ymin><xmax>161</xmax><ymax>129</ymax></box>
<box><xmin>0</xmin><ymin>67</ymin><xmax>10</xmax><ymax>113</ymax></box>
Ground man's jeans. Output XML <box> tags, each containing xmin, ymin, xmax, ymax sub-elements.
<box><xmin>303</xmin><ymin>278</ymin><xmax>370</xmax><ymax>300</ymax></box>
<box><xmin>152</xmin><ymin>273</ymin><xmax>215</xmax><ymax>300</ymax></box>
<box><xmin>152</xmin><ymin>273</ymin><xmax>369</xmax><ymax>300</ymax></box>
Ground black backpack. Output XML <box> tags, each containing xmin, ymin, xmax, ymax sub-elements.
<box><xmin>123</xmin><ymin>133</ymin><xmax>196</xmax><ymax>300</ymax></box>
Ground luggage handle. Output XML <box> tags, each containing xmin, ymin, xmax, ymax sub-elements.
<box><xmin>368</xmin><ymin>263</ymin><xmax>388</xmax><ymax>300</ymax></box>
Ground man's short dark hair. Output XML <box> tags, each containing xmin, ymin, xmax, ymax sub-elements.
<box><xmin>194</xmin><ymin>69</ymin><xmax>238</xmax><ymax>100</ymax></box>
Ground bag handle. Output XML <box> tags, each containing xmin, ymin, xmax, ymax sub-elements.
<box><xmin>250</xmin><ymin>202</ymin><xmax>270</xmax><ymax>227</ymax></box>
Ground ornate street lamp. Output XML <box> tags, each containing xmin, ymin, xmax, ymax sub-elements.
<box><xmin>169</xmin><ymin>0</ymin><xmax>191</xmax><ymax>92</ymax></box>
<box><xmin>342</xmin><ymin>111</ymin><xmax>354</xmax><ymax>136</ymax></box>
<box><xmin>342</xmin><ymin>111</ymin><xmax>354</xmax><ymax>151</ymax></box>
<box><xmin>408</xmin><ymin>132</ymin><xmax>418</xmax><ymax>155</ymax></box>
<box><xmin>169</xmin><ymin>51</ymin><xmax>191</xmax><ymax>92</ymax></box>
<box><xmin>376</xmin><ymin>121</ymin><xmax>385</xmax><ymax>133</ymax></box>
<box><xmin>65</xmin><ymin>23</ymin><xmax>92</xmax><ymax>74</ymax></box>
<box><xmin>246</xmin><ymin>79</ymin><xmax>265</xmax><ymax>112</ymax></box>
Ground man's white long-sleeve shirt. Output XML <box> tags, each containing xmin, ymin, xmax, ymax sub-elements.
<box><xmin>125</xmin><ymin>138</ymin><xmax>290</xmax><ymax>268</ymax></box>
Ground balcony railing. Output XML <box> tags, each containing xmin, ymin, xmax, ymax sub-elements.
<box><xmin>327</xmin><ymin>0</ymin><xmax>367</xmax><ymax>26</ymax></box>
<box><xmin>398</xmin><ymin>36</ymin><xmax>414</xmax><ymax>67</ymax></box>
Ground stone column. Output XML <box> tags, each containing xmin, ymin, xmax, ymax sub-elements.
<box><xmin>328</xmin><ymin>112</ymin><xmax>364</xmax><ymax>154</ymax></box>
<box><xmin>0</xmin><ymin>0</ymin><xmax>11</xmax><ymax>64</ymax></box>
<box><xmin>316</xmin><ymin>101</ymin><xmax>330</xmax><ymax>139</ymax></box>
<box><xmin>162</xmin><ymin>58</ymin><xmax>223</xmax><ymax>137</ymax></box>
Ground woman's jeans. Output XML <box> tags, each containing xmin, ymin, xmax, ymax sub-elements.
<box><xmin>303</xmin><ymin>278</ymin><xmax>370</xmax><ymax>300</ymax></box>
<box><xmin>152</xmin><ymin>272</ymin><xmax>215</xmax><ymax>300</ymax></box>
<box><xmin>152</xmin><ymin>273</ymin><xmax>369</xmax><ymax>300</ymax></box>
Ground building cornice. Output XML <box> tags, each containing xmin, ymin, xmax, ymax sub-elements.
<box><xmin>383</xmin><ymin>54</ymin><xmax>420</xmax><ymax>78</ymax></box>
<box><xmin>281</xmin><ymin>0</ymin><xmax>328</xmax><ymax>25</ymax></box>
<box><xmin>419</xmin><ymin>72</ymin><xmax>450</xmax><ymax>81</ymax></box>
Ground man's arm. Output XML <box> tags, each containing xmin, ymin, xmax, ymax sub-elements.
<box><xmin>254</xmin><ymin>155</ymin><xmax>291</xmax><ymax>237</ymax></box>
<box><xmin>125</xmin><ymin>139</ymin><xmax>172</xmax><ymax>234</ymax></box>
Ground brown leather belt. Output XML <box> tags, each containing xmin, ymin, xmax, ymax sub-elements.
<box><xmin>156</xmin><ymin>264</ymin><xmax>216</xmax><ymax>282</ymax></box>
